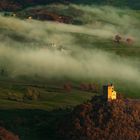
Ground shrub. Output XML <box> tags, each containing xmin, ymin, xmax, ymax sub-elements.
<box><xmin>23</xmin><ymin>87</ymin><xmax>40</xmax><ymax>101</ymax></box>
<box><xmin>7</xmin><ymin>92</ymin><xmax>23</xmax><ymax>102</ymax></box>
<box><xmin>63</xmin><ymin>83</ymin><xmax>72</xmax><ymax>92</ymax></box>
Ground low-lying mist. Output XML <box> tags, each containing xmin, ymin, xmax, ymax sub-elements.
<box><xmin>0</xmin><ymin>45</ymin><xmax>140</xmax><ymax>85</ymax></box>
<box><xmin>0</xmin><ymin>4</ymin><xmax>140</xmax><ymax>93</ymax></box>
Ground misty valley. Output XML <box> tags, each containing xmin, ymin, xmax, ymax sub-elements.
<box><xmin>0</xmin><ymin>1</ymin><xmax>140</xmax><ymax>140</ymax></box>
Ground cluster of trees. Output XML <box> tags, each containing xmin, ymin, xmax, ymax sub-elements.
<box><xmin>23</xmin><ymin>87</ymin><xmax>40</xmax><ymax>100</ymax></box>
<box><xmin>63</xmin><ymin>83</ymin><xmax>99</xmax><ymax>93</ymax></box>
<box><xmin>0</xmin><ymin>0</ymin><xmax>21</xmax><ymax>11</ymax></box>
<box><xmin>7</xmin><ymin>87</ymin><xmax>41</xmax><ymax>102</ymax></box>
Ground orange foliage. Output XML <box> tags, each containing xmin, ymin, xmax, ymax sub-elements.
<box><xmin>0</xmin><ymin>127</ymin><xmax>20</xmax><ymax>140</ymax></box>
<box><xmin>58</xmin><ymin>96</ymin><xmax>140</xmax><ymax>140</ymax></box>
<box><xmin>80</xmin><ymin>83</ymin><xmax>99</xmax><ymax>92</ymax></box>
<box><xmin>63</xmin><ymin>83</ymin><xmax>72</xmax><ymax>92</ymax></box>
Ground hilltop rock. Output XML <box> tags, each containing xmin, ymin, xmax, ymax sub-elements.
<box><xmin>58</xmin><ymin>96</ymin><xmax>140</xmax><ymax>140</ymax></box>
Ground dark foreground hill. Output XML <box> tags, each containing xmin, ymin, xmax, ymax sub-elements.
<box><xmin>0</xmin><ymin>96</ymin><xmax>139</xmax><ymax>140</ymax></box>
<box><xmin>58</xmin><ymin>96</ymin><xmax>140</xmax><ymax>140</ymax></box>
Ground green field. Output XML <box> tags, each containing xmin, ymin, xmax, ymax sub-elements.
<box><xmin>0</xmin><ymin>3</ymin><xmax>140</xmax><ymax>108</ymax></box>
<box><xmin>0</xmin><ymin>78</ymin><xmax>96</xmax><ymax>110</ymax></box>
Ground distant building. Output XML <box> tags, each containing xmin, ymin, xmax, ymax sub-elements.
<box><xmin>103</xmin><ymin>84</ymin><xmax>117</xmax><ymax>101</ymax></box>
<box><xmin>28</xmin><ymin>16</ymin><xmax>32</xmax><ymax>20</ymax></box>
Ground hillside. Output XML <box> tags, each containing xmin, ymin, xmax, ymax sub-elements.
<box><xmin>58</xmin><ymin>96</ymin><xmax>140</xmax><ymax>140</ymax></box>
<box><xmin>0</xmin><ymin>96</ymin><xmax>139</xmax><ymax>140</ymax></box>
<box><xmin>0</xmin><ymin>3</ymin><xmax>140</xmax><ymax>100</ymax></box>
<box><xmin>0</xmin><ymin>2</ymin><xmax>140</xmax><ymax>140</ymax></box>
<box><xmin>0</xmin><ymin>0</ymin><xmax>140</xmax><ymax>11</ymax></box>
<box><xmin>71</xmin><ymin>0</ymin><xmax>140</xmax><ymax>9</ymax></box>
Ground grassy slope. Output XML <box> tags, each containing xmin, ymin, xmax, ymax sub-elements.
<box><xmin>0</xmin><ymin>4</ymin><xmax>140</xmax><ymax>110</ymax></box>
<box><xmin>70</xmin><ymin>0</ymin><xmax>140</xmax><ymax>9</ymax></box>
<box><xmin>0</xmin><ymin>77</ymin><xmax>96</xmax><ymax>110</ymax></box>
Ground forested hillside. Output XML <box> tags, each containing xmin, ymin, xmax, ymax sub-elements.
<box><xmin>0</xmin><ymin>0</ymin><xmax>140</xmax><ymax>11</ymax></box>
